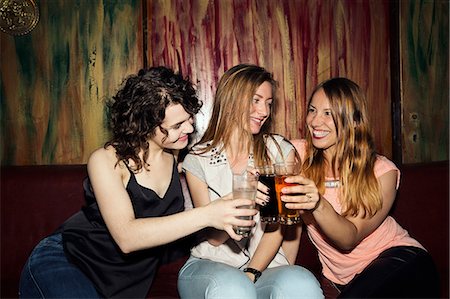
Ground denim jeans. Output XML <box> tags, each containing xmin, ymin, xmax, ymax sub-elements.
<box><xmin>19</xmin><ymin>233</ymin><xmax>100</xmax><ymax>298</ymax></box>
<box><xmin>178</xmin><ymin>256</ymin><xmax>324</xmax><ymax>299</ymax></box>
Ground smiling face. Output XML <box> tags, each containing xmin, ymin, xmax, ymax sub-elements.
<box><xmin>151</xmin><ymin>103</ymin><xmax>194</xmax><ymax>150</ymax></box>
<box><xmin>306</xmin><ymin>88</ymin><xmax>338</xmax><ymax>159</ymax></box>
<box><xmin>249</xmin><ymin>81</ymin><xmax>273</xmax><ymax>134</ymax></box>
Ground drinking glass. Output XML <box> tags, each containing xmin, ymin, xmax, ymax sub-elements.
<box><xmin>274</xmin><ymin>161</ymin><xmax>302</xmax><ymax>225</ymax></box>
<box><xmin>255</xmin><ymin>165</ymin><xmax>279</xmax><ymax>223</ymax></box>
<box><xmin>232</xmin><ymin>172</ymin><xmax>258</xmax><ymax>237</ymax></box>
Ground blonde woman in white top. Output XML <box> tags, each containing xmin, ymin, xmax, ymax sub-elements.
<box><xmin>178</xmin><ymin>64</ymin><xmax>323</xmax><ymax>299</ymax></box>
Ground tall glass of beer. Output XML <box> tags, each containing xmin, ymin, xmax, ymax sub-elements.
<box><xmin>274</xmin><ymin>161</ymin><xmax>302</xmax><ymax>225</ymax></box>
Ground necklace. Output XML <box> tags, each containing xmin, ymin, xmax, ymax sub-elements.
<box><xmin>324</xmin><ymin>180</ymin><xmax>340</xmax><ymax>188</ymax></box>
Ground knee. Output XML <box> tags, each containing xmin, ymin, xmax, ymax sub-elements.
<box><xmin>205</xmin><ymin>272</ymin><xmax>256</xmax><ymax>298</ymax></box>
<box><xmin>277</xmin><ymin>266</ymin><xmax>319</xmax><ymax>283</ymax></box>
<box><xmin>178</xmin><ymin>260</ymin><xmax>257</xmax><ymax>299</ymax></box>
<box><xmin>19</xmin><ymin>259</ymin><xmax>43</xmax><ymax>298</ymax></box>
<box><xmin>266</xmin><ymin>266</ymin><xmax>324</xmax><ymax>298</ymax></box>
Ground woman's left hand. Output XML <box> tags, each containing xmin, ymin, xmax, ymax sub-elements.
<box><xmin>281</xmin><ymin>175</ymin><xmax>320</xmax><ymax>211</ymax></box>
<box><xmin>246</xmin><ymin>167</ymin><xmax>270</xmax><ymax>207</ymax></box>
<box><xmin>255</xmin><ymin>181</ymin><xmax>270</xmax><ymax>206</ymax></box>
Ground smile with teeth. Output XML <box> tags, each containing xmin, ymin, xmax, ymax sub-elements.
<box><xmin>251</xmin><ymin>117</ymin><xmax>264</xmax><ymax>124</ymax></box>
<box><xmin>312</xmin><ymin>130</ymin><xmax>329</xmax><ymax>138</ymax></box>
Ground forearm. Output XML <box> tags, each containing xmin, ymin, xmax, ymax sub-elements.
<box><xmin>112</xmin><ymin>206</ymin><xmax>210</xmax><ymax>253</ymax></box>
<box><xmin>283</xmin><ymin>171</ymin><xmax>399</xmax><ymax>252</ymax></box>
<box><xmin>312</xmin><ymin>197</ymin><xmax>359</xmax><ymax>250</ymax></box>
<box><xmin>247</xmin><ymin>227</ymin><xmax>283</xmax><ymax>271</ymax></box>
<box><xmin>206</xmin><ymin>228</ymin><xmax>231</xmax><ymax>246</ymax></box>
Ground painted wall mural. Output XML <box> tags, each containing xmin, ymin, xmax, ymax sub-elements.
<box><xmin>146</xmin><ymin>0</ymin><xmax>392</xmax><ymax>157</ymax></box>
<box><xmin>1</xmin><ymin>0</ymin><xmax>142</xmax><ymax>164</ymax></box>
<box><xmin>4</xmin><ymin>0</ymin><xmax>445</xmax><ymax>165</ymax></box>
<box><xmin>400</xmin><ymin>0</ymin><xmax>449</xmax><ymax>163</ymax></box>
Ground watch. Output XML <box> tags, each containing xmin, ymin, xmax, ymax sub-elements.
<box><xmin>243</xmin><ymin>267</ymin><xmax>262</xmax><ymax>283</ymax></box>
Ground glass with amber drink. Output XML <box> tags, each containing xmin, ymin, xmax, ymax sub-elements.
<box><xmin>274</xmin><ymin>161</ymin><xmax>302</xmax><ymax>225</ymax></box>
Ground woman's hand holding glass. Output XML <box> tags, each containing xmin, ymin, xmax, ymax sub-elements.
<box><xmin>255</xmin><ymin>180</ymin><xmax>271</xmax><ymax>206</ymax></box>
<box><xmin>205</xmin><ymin>193</ymin><xmax>257</xmax><ymax>240</ymax></box>
<box><xmin>280</xmin><ymin>175</ymin><xmax>321</xmax><ymax>212</ymax></box>
<box><xmin>246</xmin><ymin>167</ymin><xmax>270</xmax><ymax>207</ymax></box>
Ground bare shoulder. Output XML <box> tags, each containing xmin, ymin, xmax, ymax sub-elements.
<box><xmin>88</xmin><ymin>146</ymin><xmax>117</xmax><ymax>166</ymax></box>
<box><xmin>87</xmin><ymin>146</ymin><xmax>127</xmax><ymax>176</ymax></box>
<box><xmin>290</xmin><ymin>138</ymin><xmax>304</xmax><ymax>147</ymax></box>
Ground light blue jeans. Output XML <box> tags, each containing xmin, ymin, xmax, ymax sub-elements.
<box><xmin>178</xmin><ymin>256</ymin><xmax>324</xmax><ymax>299</ymax></box>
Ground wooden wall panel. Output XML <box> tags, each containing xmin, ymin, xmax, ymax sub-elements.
<box><xmin>1</xmin><ymin>0</ymin><xmax>142</xmax><ymax>165</ymax></box>
<box><xmin>400</xmin><ymin>0</ymin><xmax>449</xmax><ymax>163</ymax></box>
<box><xmin>1</xmin><ymin>0</ymin><xmax>394</xmax><ymax>165</ymax></box>
<box><xmin>146</xmin><ymin>0</ymin><xmax>392</xmax><ymax>157</ymax></box>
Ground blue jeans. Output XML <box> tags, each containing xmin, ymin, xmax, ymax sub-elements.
<box><xmin>19</xmin><ymin>233</ymin><xmax>100</xmax><ymax>298</ymax></box>
<box><xmin>178</xmin><ymin>257</ymin><xmax>324</xmax><ymax>299</ymax></box>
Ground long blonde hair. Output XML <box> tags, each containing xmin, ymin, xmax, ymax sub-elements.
<box><xmin>303</xmin><ymin>78</ymin><xmax>381</xmax><ymax>217</ymax></box>
<box><xmin>196</xmin><ymin>64</ymin><xmax>278</xmax><ymax>165</ymax></box>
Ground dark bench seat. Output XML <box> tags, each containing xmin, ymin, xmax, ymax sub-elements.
<box><xmin>1</xmin><ymin>161</ymin><xmax>448</xmax><ymax>298</ymax></box>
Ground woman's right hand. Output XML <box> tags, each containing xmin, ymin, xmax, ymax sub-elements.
<box><xmin>281</xmin><ymin>175</ymin><xmax>321</xmax><ymax>211</ymax></box>
<box><xmin>205</xmin><ymin>193</ymin><xmax>257</xmax><ymax>240</ymax></box>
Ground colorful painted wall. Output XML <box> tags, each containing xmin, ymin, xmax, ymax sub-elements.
<box><xmin>146</xmin><ymin>0</ymin><xmax>392</xmax><ymax>156</ymax></box>
<box><xmin>1</xmin><ymin>0</ymin><xmax>143</xmax><ymax>164</ymax></box>
<box><xmin>1</xmin><ymin>0</ymin><xmax>448</xmax><ymax>165</ymax></box>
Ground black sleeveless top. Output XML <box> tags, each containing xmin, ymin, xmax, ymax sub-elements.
<box><xmin>61</xmin><ymin>161</ymin><xmax>189</xmax><ymax>298</ymax></box>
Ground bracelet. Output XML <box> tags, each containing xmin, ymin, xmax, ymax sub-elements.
<box><xmin>243</xmin><ymin>267</ymin><xmax>262</xmax><ymax>283</ymax></box>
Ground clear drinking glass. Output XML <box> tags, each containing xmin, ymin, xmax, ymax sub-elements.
<box><xmin>255</xmin><ymin>164</ymin><xmax>279</xmax><ymax>223</ymax></box>
<box><xmin>232</xmin><ymin>172</ymin><xmax>258</xmax><ymax>237</ymax></box>
<box><xmin>274</xmin><ymin>161</ymin><xmax>302</xmax><ymax>225</ymax></box>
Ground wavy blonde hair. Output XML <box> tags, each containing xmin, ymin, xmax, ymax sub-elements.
<box><xmin>302</xmin><ymin>78</ymin><xmax>381</xmax><ymax>217</ymax></box>
<box><xmin>196</xmin><ymin>64</ymin><xmax>277</xmax><ymax>165</ymax></box>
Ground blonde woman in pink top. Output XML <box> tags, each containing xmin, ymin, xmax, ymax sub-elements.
<box><xmin>283</xmin><ymin>78</ymin><xmax>439</xmax><ymax>298</ymax></box>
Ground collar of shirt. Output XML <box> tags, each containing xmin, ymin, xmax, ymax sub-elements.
<box><xmin>194</xmin><ymin>142</ymin><xmax>254</xmax><ymax>168</ymax></box>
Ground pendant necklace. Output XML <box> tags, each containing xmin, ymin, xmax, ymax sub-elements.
<box><xmin>324</xmin><ymin>180</ymin><xmax>340</xmax><ymax>188</ymax></box>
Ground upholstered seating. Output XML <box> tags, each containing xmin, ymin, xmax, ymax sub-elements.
<box><xmin>1</xmin><ymin>162</ymin><xmax>448</xmax><ymax>298</ymax></box>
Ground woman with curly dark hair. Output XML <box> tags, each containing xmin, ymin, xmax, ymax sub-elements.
<box><xmin>19</xmin><ymin>67</ymin><xmax>257</xmax><ymax>298</ymax></box>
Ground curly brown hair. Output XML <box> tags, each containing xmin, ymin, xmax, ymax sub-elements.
<box><xmin>105</xmin><ymin>67</ymin><xmax>202</xmax><ymax>171</ymax></box>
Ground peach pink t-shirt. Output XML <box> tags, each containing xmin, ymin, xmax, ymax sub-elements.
<box><xmin>291</xmin><ymin>139</ymin><xmax>424</xmax><ymax>285</ymax></box>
